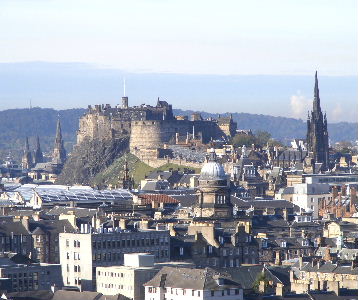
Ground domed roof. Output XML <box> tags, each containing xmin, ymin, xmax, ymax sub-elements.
<box><xmin>199</xmin><ymin>149</ymin><xmax>227</xmax><ymax>180</ymax></box>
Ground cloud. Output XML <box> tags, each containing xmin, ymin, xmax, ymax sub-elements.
<box><xmin>290</xmin><ymin>91</ymin><xmax>311</xmax><ymax>119</ymax></box>
<box><xmin>331</xmin><ymin>103</ymin><xmax>343</xmax><ymax>122</ymax></box>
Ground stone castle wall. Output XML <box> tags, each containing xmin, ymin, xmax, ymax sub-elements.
<box><xmin>76</xmin><ymin>100</ymin><xmax>236</xmax><ymax>162</ymax></box>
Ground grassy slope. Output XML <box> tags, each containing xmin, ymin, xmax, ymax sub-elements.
<box><xmin>92</xmin><ymin>153</ymin><xmax>200</xmax><ymax>188</ymax></box>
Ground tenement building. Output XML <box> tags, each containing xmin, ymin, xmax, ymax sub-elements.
<box><xmin>306</xmin><ymin>71</ymin><xmax>329</xmax><ymax>170</ymax></box>
<box><xmin>59</xmin><ymin>226</ymin><xmax>170</xmax><ymax>291</ymax></box>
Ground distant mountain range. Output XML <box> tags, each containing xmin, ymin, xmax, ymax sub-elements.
<box><xmin>0</xmin><ymin>107</ymin><xmax>356</xmax><ymax>161</ymax></box>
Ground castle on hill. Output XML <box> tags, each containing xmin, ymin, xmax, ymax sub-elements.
<box><xmin>77</xmin><ymin>96</ymin><xmax>237</xmax><ymax>160</ymax></box>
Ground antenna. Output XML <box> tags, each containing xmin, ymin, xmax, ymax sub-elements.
<box><xmin>123</xmin><ymin>77</ymin><xmax>126</xmax><ymax>97</ymax></box>
<box><xmin>29</xmin><ymin>98</ymin><xmax>32</xmax><ymax>110</ymax></box>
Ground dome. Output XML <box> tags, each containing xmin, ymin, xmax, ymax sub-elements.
<box><xmin>199</xmin><ymin>149</ymin><xmax>227</xmax><ymax>180</ymax></box>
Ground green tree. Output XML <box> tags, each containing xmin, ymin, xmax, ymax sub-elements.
<box><xmin>255</xmin><ymin>130</ymin><xmax>272</xmax><ymax>146</ymax></box>
<box><xmin>232</xmin><ymin>134</ymin><xmax>258</xmax><ymax>148</ymax></box>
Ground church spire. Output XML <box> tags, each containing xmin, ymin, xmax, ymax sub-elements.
<box><xmin>34</xmin><ymin>136</ymin><xmax>43</xmax><ymax>164</ymax></box>
<box><xmin>313</xmin><ymin>71</ymin><xmax>321</xmax><ymax>113</ymax></box>
<box><xmin>52</xmin><ymin>118</ymin><xmax>67</xmax><ymax>166</ymax></box>
<box><xmin>55</xmin><ymin>119</ymin><xmax>62</xmax><ymax>145</ymax></box>
<box><xmin>22</xmin><ymin>137</ymin><xmax>33</xmax><ymax>169</ymax></box>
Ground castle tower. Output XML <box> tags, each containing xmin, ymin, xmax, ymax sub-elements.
<box><xmin>194</xmin><ymin>149</ymin><xmax>233</xmax><ymax>219</ymax></box>
<box><xmin>33</xmin><ymin>136</ymin><xmax>44</xmax><ymax>164</ymax></box>
<box><xmin>52</xmin><ymin>119</ymin><xmax>67</xmax><ymax>165</ymax></box>
<box><xmin>122</xmin><ymin>97</ymin><xmax>128</xmax><ymax>109</ymax></box>
<box><xmin>22</xmin><ymin>137</ymin><xmax>33</xmax><ymax>169</ymax></box>
<box><xmin>306</xmin><ymin>71</ymin><xmax>329</xmax><ymax>170</ymax></box>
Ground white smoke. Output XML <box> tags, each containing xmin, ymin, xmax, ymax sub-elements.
<box><xmin>290</xmin><ymin>92</ymin><xmax>310</xmax><ymax>119</ymax></box>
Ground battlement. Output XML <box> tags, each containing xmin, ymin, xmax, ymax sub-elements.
<box><xmin>77</xmin><ymin>97</ymin><xmax>237</xmax><ymax>161</ymax></box>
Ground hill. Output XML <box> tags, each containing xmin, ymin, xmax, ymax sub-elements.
<box><xmin>0</xmin><ymin>107</ymin><xmax>356</xmax><ymax>161</ymax></box>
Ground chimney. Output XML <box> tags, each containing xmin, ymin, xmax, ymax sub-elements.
<box><xmin>323</xmin><ymin>247</ymin><xmax>332</xmax><ymax>262</ymax></box>
<box><xmin>21</xmin><ymin>216</ymin><xmax>29</xmax><ymax>231</ymax></box>
<box><xmin>299</xmin><ymin>256</ymin><xmax>303</xmax><ymax>269</ymax></box>
<box><xmin>351</xmin><ymin>187</ymin><xmax>357</xmax><ymax>209</ymax></box>
<box><xmin>332</xmin><ymin>186</ymin><xmax>338</xmax><ymax>199</ymax></box>
<box><xmin>119</xmin><ymin>219</ymin><xmax>127</xmax><ymax>230</ymax></box>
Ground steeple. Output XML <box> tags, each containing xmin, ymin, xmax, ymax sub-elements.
<box><xmin>55</xmin><ymin>119</ymin><xmax>62</xmax><ymax>145</ymax></box>
<box><xmin>52</xmin><ymin>119</ymin><xmax>67</xmax><ymax>166</ymax></box>
<box><xmin>306</xmin><ymin>71</ymin><xmax>329</xmax><ymax>171</ymax></box>
<box><xmin>22</xmin><ymin>137</ymin><xmax>33</xmax><ymax>169</ymax></box>
<box><xmin>34</xmin><ymin>136</ymin><xmax>44</xmax><ymax>164</ymax></box>
<box><xmin>313</xmin><ymin>70</ymin><xmax>321</xmax><ymax>113</ymax></box>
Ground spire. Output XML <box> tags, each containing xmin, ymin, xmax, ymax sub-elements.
<box><xmin>24</xmin><ymin>137</ymin><xmax>30</xmax><ymax>152</ymax></box>
<box><xmin>55</xmin><ymin>119</ymin><xmax>62</xmax><ymax>144</ymax></box>
<box><xmin>313</xmin><ymin>71</ymin><xmax>321</xmax><ymax>113</ymax></box>
<box><xmin>34</xmin><ymin>136</ymin><xmax>43</xmax><ymax>164</ymax></box>
<box><xmin>52</xmin><ymin>118</ymin><xmax>67</xmax><ymax>166</ymax></box>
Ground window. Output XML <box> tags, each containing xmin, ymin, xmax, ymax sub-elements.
<box><xmin>211</xmin><ymin>291</ymin><xmax>214</xmax><ymax>296</ymax></box>
<box><xmin>66</xmin><ymin>240</ymin><xmax>69</xmax><ymax>247</ymax></box>
<box><xmin>179</xmin><ymin>247</ymin><xmax>184</xmax><ymax>256</ymax></box>
<box><xmin>208</xmin><ymin>246</ymin><xmax>213</xmax><ymax>254</ymax></box>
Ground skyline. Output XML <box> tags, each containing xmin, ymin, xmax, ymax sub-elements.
<box><xmin>0</xmin><ymin>0</ymin><xmax>356</xmax><ymax>122</ymax></box>
<box><xmin>0</xmin><ymin>62</ymin><xmax>356</xmax><ymax>123</ymax></box>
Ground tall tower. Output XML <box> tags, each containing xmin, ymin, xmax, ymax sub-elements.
<box><xmin>52</xmin><ymin>119</ymin><xmax>67</xmax><ymax>165</ymax></box>
<box><xmin>306</xmin><ymin>71</ymin><xmax>329</xmax><ymax>170</ymax></box>
<box><xmin>194</xmin><ymin>149</ymin><xmax>233</xmax><ymax>219</ymax></box>
<box><xmin>22</xmin><ymin>137</ymin><xmax>33</xmax><ymax>169</ymax></box>
<box><xmin>33</xmin><ymin>136</ymin><xmax>44</xmax><ymax>164</ymax></box>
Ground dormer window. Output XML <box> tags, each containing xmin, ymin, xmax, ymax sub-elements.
<box><xmin>281</xmin><ymin>241</ymin><xmax>287</xmax><ymax>248</ymax></box>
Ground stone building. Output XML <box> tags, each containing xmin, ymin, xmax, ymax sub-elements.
<box><xmin>76</xmin><ymin>97</ymin><xmax>236</xmax><ymax>160</ymax></box>
<box><xmin>194</xmin><ymin>149</ymin><xmax>233</xmax><ymax>219</ymax></box>
<box><xmin>144</xmin><ymin>266</ymin><xmax>243</xmax><ymax>300</ymax></box>
<box><xmin>306</xmin><ymin>71</ymin><xmax>329</xmax><ymax>170</ymax></box>
<box><xmin>0</xmin><ymin>253</ymin><xmax>63</xmax><ymax>293</ymax></box>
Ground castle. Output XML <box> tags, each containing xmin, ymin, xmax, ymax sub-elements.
<box><xmin>77</xmin><ymin>96</ymin><xmax>237</xmax><ymax>160</ymax></box>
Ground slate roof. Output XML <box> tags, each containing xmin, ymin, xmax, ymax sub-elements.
<box><xmin>0</xmin><ymin>219</ymin><xmax>29</xmax><ymax>235</ymax></box>
<box><xmin>7</xmin><ymin>290</ymin><xmax>53</xmax><ymax>300</ymax></box>
<box><xmin>144</xmin><ymin>266</ymin><xmax>241</xmax><ymax>290</ymax></box>
<box><xmin>29</xmin><ymin>219</ymin><xmax>76</xmax><ymax>235</ymax></box>
<box><xmin>45</xmin><ymin>206</ymin><xmax>98</xmax><ymax>218</ymax></box>
<box><xmin>170</xmin><ymin>194</ymin><xmax>197</xmax><ymax>207</ymax></box>
<box><xmin>298</xmin><ymin>261</ymin><xmax>358</xmax><ymax>275</ymax></box>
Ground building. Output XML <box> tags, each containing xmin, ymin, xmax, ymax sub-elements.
<box><xmin>59</xmin><ymin>227</ymin><xmax>170</xmax><ymax>291</ymax></box>
<box><xmin>306</xmin><ymin>71</ymin><xmax>329</xmax><ymax>170</ymax></box>
<box><xmin>33</xmin><ymin>136</ymin><xmax>44</xmax><ymax>165</ymax></box>
<box><xmin>21</xmin><ymin>137</ymin><xmax>33</xmax><ymax>170</ymax></box>
<box><xmin>291</xmin><ymin>183</ymin><xmax>331</xmax><ymax>218</ymax></box>
<box><xmin>144</xmin><ymin>266</ymin><xmax>243</xmax><ymax>300</ymax></box>
<box><xmin>0</xmin><ymin>253</ymin><xmax>62</xmax><ymax>293</ymax></box>
<box><xmin>96</xmin><ymin>253</ymin><xmax>159</xmax><ymax>300</ymax></box>
<box><xmin>194</xmin><ymin>150</ymin><xmax>233</xmax><ymax>219</ymax></box>
<box><xmin>51</xmin><ymin>119</ymin><xmax>67</xmax><ymax>170</ymax></box>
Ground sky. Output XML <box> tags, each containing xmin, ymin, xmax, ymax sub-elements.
<box><xmin>0</xmin><ymin>0</ymin><xmax>357</xmax><ymax>121</ymax></box>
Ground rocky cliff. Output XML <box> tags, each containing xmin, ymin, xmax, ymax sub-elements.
<box><xmin>56</xmin><ymin>136</ymin><xmax>129</xmax><ymax>186</ymax></box>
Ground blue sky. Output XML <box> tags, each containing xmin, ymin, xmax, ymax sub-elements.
<box><xmin>0</xmin><ymin>0</ymin><xmax>356</xmax><ymax>121</ymax></box>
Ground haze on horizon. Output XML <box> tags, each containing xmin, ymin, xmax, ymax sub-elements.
<box><xmin>0</xmin><ymin>0</ymin><xmax>357</xmax><ymax>122</ymax></box>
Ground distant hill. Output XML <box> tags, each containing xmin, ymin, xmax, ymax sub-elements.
<box><xmin>0</xmin><ymin>107</ymin><xmax>85</xmax><ymax>161</ymax></box>
<box><xmin>0</xmin><ymin>107</ymin><xmax>356</xmax><ymax>161</ymax></box>
<box><xmin>174</xmin><ymin>109</ymin><xmax>357</xmax><ymax>144</ymax></box>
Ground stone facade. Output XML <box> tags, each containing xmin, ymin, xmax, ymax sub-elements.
<box><xmin>76</xmin><ymin>98</ymin><xmax>236</xmax><ymax>160</ymax></box>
